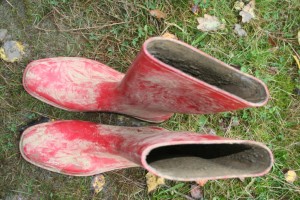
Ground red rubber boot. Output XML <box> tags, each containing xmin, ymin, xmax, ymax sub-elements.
<box><xmin>23</xmin><ymin>37</ymin><xmax>269</xmax><ymax>123</ymax></box>
<box><xmin>20</xmin><ymin>120</ymin><xmax>273</xmax><ymax>181</ymax></box>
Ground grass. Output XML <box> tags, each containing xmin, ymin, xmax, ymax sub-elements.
<box><xmin>0</xmin><ymin>0</ymin><xmax>299</xmax><ymax>199</ymax></box>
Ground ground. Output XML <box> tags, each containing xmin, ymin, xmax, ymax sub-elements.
<box><xmin>0</xmin><ymin>0</ymin><xmax>299</xmax><ymax>199</ymax></box>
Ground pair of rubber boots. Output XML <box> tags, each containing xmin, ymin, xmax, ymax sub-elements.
<box><xmin>20</xmin><ymin>37</ymin><xmax>273</xmax><ymax>181</ymax></box>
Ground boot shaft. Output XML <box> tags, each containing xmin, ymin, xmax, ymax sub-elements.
<box><xmin>118</xmin><ymin>38</ymin><xmax>269</xmax><ymax>114</ymax></box>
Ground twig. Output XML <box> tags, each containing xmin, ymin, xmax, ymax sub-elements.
<box><xmin>289</xmin><ymin>44</ymin><xmax>300</xmax><ymax>60</ymax></box>
<box><xmin>0</xmin><ymin>73</ymin><xmax>9</xmax><ymax>85</ymax></box>
<box><xmin>10</xmin><ymin>190</ymin><xmax>31</xmax><ymax>195</ymax></box>
<box><xmin>34</xmin><ymin>10</ymin><xmax>54</xmax><ymax>26</ymax></box>
<box><xmin>35</xmin><ymin>21</ymin><xmax>127</xmax><ymax>32</ymax></box>
<box><xmin>5</xmin><ymin>0</ymin><xmax>15</xmax><ymax>9</ymax></box>
<box><xmin>164</xmin><ymin>22</ymin><xmax>185</xmax><ymax>33</ymax></box>
<box><xmin>260</xmin><ymin>29</ymin><xmax>296</xmax><ymax>44</ymax></box>
<box><xmin>244</xmin><ymin>178</ymin><xmax>256</xmax><ymax>197</ymax></box>
<box><xmin>0</xmin><ymin>96</ymin><xmax>14</xmax><ymax>109</ymax></box>
<box><xmin>224</xmin><ymin>117</ymin><xmax>233</xmax><ymax>137</ymax></box>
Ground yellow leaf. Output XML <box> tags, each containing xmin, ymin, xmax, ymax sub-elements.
<box><xmin>149</xmin><ymin>9</ymin><xmax>167</xmax><ymax>19</ymax></box>
<box><xmin>146</xmin><ymin>172</ymin><xmax>165</xmax><ymax>193</ymax></box>
<box><xmin>91</xmin><ymin>174</ymin><xmax>105</xmax><ymax>194</ymax></box>
<box><xmin>0</xmin><ymin>48</ymin><xmax>7</xmax><ymax>60</ymax></box>
<box><xmin>284</xmin><ymin>170</ymin><xmax>297</xmax><ymax>184</ymax></box>
<box><xmin>293</xmin><ymin>55</ymin><xmax>300</xmax><ymax>70</ymax></box>
<box><xmin>162</xmin><ymin>32</ymin><xmax>178</xmax><ymax>40</ymax></box>
<box><xmin>0</xmin><ymin>41</ymin><xmax>25</xmax><ymax>62</ymax></box>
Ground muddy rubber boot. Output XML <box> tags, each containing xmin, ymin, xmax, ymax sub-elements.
<box><xmin>23</xmin><ymin>37</ymin><xmax>269</xmax><ymax>123</ymax></box>
<box><xmin>20</xmin><ymin>120</ymin><xmax>273</xmax><ymax>181</ymax></box>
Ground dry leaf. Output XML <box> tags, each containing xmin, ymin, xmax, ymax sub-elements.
<box><xmin>149</xmin><ymin>9</ymin><xmax>167</xmax><ymax>19</ymax></box>
<box><xmin>196</xmin><ymin>179</ymin><xmax>208</xmax><ymax>186</ymax></box>
<box><xmin>191</xmin><ymin>4</ymin><xmax>200</xmax><ymax>15</ymax></box>
<box><xmin>234</xmin><ymin>24</ymin><xmax>247</xmax><ymax>37</ymax></box>
<box><xmin>239</xmin><ymin>0</ymin><xmax>255</xmax><ymax>23</ymax></box>
<box><xmin>238</xmin><ymin>177</ymin><xmax>246</xmax><ymax>182</ymax></box>
<box><xmin>146</xmin><ymin>172</ymin><xmax>165</xmax><ymax>193</ymax></box>
<box><xmin>190</xmin><ymin>184</ymin><xmax>203</xmax><ymax>199</ymax></box>
<box><xmin>284</xmin><ymin>170</ymin><xmax>297</xmax><ymax>183</ymax></box>
<box><xmin>91</xmin><ymin>174</ymin><xmax>105</xmax><ymax>194</ymax></box>
<box><xmin>162</xmin><ymin>32</ymin><xmax>178</xmax><ymax>40</ymax></box>
<box><xmin>234</xmin><ymin>1</ymin><xmax>245</xmax><ymax>11</ymax></box>
<box><xmin>0</xmin><ymin>41</ymin><xmax>25</xmax><ymax>62</ymax></box>
<box><xmin>267</xmin><ymin>66</ymin><xmax>279</xmax><ymax>75</ymax></box>
<box><xmin>268</xmin><ymin>36</ymin><xmax>277</xmax><ymax>47</ymax></box>
<box><xmin>293</xmin><ymin>55</ymin><xmax>300</xmax><ymax>70</ymax></box>
<box><xmin>197</xmin><ymin>14</ymin><xmax>224</xmax><ymax>32</ymax></box>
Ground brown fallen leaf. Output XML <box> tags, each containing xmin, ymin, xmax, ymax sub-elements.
<box><xmin>268</xmin><ymin>36</ymin><xmax>277</xmax><ymax>47</ymax></box>
<box><xmin>239</xmin><ymin>0</ymin><xmax>255</xmax><ymax>23</ymax></box>
<box><xmin>284</xmin><ymin>170</ymin><xmax>297</xmax><ymax>184</ymax></box>
<box><xmin>149</xmin><ymin>9</ymin><xmax>167</xmax><ymax>19</ymax></box>
<box><xmin>146</xmin><ymin>172</ymin><xmax>165</xmax><ymax>193</ymax></box>
<box><xmin>267</xmin><ymin>66</ymin><xmax>279</xmax><ymax>75</ymax></box>
<box><xmin>91</xmin><ymin>174</ymin><xmax>105</xmax><ymax>194</ymax></box>
<box><xmin>191</xmin><ymin>4</ymin><xmax>200</xmax><ymax>15</ymax></box>
<box><xmin>162</xmin><ymin>32</ymin><xmax>178</xmax><ymax>40</ymax></box>
<box><xmin>234</xmin><ymin>24</ymin><xmax>247</xmax><ymax>37</ymax></box>
<box><xmin>197</xmin><ymin>14</ymin><xmax>224</xmax><ymax>32</ymax></box>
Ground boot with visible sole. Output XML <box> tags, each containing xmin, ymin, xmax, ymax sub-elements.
<box><xmin>23</xmin><ymin>37</ymin><xmax>269</xmax><ymax>122</ymax></box>
<box><xmin>20</xmin><ymin>120</ymin><xmax>273</xmax><ymax>181</ymax></box>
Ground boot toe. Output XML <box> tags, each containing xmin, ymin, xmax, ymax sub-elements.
<box><xmin>20</xmin><ymin>121</ymin><xmax>137</xmax><ymax>176</ymax></box>
<box><xmin>23</xmin><ymin>57</ymin><xmax>124</xmax><ymax>111</ymax></box>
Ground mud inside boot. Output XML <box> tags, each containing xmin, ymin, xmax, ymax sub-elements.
<box><xmin>147</xmin><ymin>40</ymin><xmax>268</xmax><ymax>104</ymax></box>
<box><xmin>146</xmin><ymin>143</ymin><xmax>272</xmax><ymax>179</ymax></box>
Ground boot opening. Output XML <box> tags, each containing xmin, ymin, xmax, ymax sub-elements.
<box><xmin>146</xmin><ymin>143</ymin><xmax>271</xmax><ymax>179</ymax></box>
<box><xmin>147</xmin><ymin>40</ymin><xmax>267</xmax><ymax>104</ymax></box>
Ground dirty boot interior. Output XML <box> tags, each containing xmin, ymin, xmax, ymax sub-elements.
<box><xmin>147</xmin><ymin>40</ymin><xmax>268</xmax><ymax>104</ymax></box>
<box><xmin>146</xmin><ymin>143</ymin><xmax>271</xmax><ymax>179</ymax></box>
